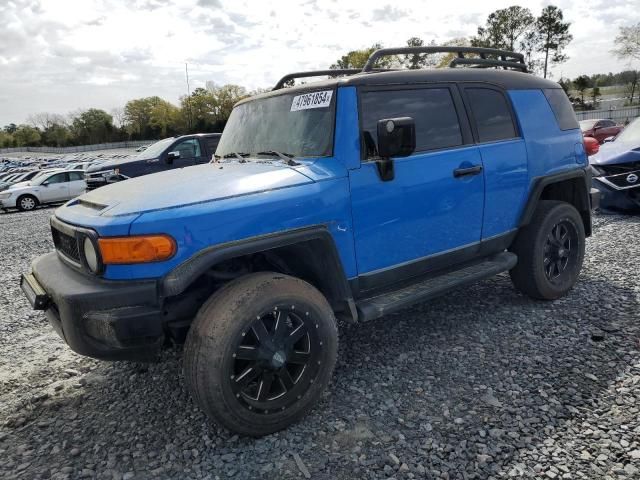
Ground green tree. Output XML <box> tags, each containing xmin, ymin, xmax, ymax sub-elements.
<box><xmin>612</xmin><ymin>22</ymin><xmax>640</xmax><ymax>61</ymax></box>
<box><xmin>0</xmin><ymin>131</ymin><xmax>15</xmax><ymax>148</ymax></box>
<box><xmin>71</xmin><ymin>109</ymin><xmax>114</xmax><ymax>145</ymax></box>
<box><xmin>573</xmin><ymin>75</ymin><xmax>591</xmax><ymax>104</ymax></box>
<box><xmin>3</xmin><ymin>124</ymin><xmax>17</xmax><ymax>134</ymax></box>
<box><xmin>330</xmin><ymin>43</ymin><xmax>390</xmax><ymax>69</ymax></box>
<box><xmin>558</xmin><ymin>77</ymin><xmax>571</xmax><ymax>95</ymax></box>
<box><xmin>43</xmin><ymin>124</ymin><xmax>71</xmax><ymax>147</ymax></box>
<box><xmin>149</xmin><ymin>99</ymin><xmax>182</xmax><ymax>138</ymax></box>
<box><xmin>536</xmin><ymin>5</ymin><xmax>572</xmax><ymax>79</ymax></box>
<box><xmin>591</xmin><ymin>85</ymin><xmax>602</xmax><ymax>106</ymax></box>
<box><xmin>402</xmin><ymin>37</ymin><xmax>439</xmax><ymax>70</ymax></box>
<box><xmin>13</xmin><ymin>125</ymin><xmax>41</xmax><ymax>146</ymax></box>
<box><xmin>472</xmin><ymin>6</ymin><xmax>535</xmax><ymax>51</ymax></box>
<box><xmin>181</xmin><ymin>88</ymin><xmax>218</xmax><ymax>133</ymax></box>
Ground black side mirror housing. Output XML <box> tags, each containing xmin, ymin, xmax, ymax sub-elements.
<box><xmin>166</xmin><ymin>151</ymin><xmax>180</xmax><ymax>164</ymax></box>
<box><xmin>375</xmin><ymin>117</ymin><xmax>416</xmax><ymax>181</ymax></box>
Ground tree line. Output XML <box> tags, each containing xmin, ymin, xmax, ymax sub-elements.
<box><xmin>0</xmin><ymin>83</ymin><xmax>255</xmax><ymax>149</ymax></box>
<box><xmin>2</xmin><ymin>7</ymin><xmax>638</xmax><ymax>148</ymax></box>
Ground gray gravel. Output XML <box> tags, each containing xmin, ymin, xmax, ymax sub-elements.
<box><xmin>1</xmin><ymin>208</ymin><xmax>640</xmax><ymax>479</ymax></box>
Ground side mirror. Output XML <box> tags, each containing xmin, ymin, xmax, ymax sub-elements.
<box><xmin>375</xmin><ymin>117</ymin><xmax>416</xmax><ymax>181</ymax></box>
<box><xmin>166</xmin><ymin>151</ymin><xmax>180</xmax><ymax>164</ymax></box>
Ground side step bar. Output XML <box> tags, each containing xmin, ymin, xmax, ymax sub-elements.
<box><xmin>356</xmin><ymin>252</ymin><xmax>517</xmax><ymax>322</ymax></box>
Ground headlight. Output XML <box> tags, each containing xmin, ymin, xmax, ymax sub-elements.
<box><xmin>590</xmin><ymin>165</ymin><xmax>605</xmax><ymax>177</ymax></box>
<box><xmin>83</xmin><ymin>237</ymin><xmax>100</xmax><ymax>273</ymax></box>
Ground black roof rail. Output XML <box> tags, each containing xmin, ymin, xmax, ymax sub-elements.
<box><xmin>273</xmin><ymin>69</ymin><xmax>361</xmax><ymax>90</ymax></box>
<box><xmin>362</xmin><ymin>46</ymin><xmax>527</xmax><ymax>73</ymax></box>
<box><xmin>273</xmin><ymin>68</ymin><xmax>393</xmax><ymax>90</ymax></box>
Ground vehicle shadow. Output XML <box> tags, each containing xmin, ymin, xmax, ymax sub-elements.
<box><xmin>1</xmin><ymin>272</ymin><xmax>638</xmax><ymax>479</ymax></box>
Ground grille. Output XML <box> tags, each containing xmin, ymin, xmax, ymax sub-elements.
<box><xmin>598</xmin><ymin>161</ymin><xmax>640</xmax><ymax>176</ymax></box>
<box><xmin>51</xmin><ymin>225</ymin><xmax>80</xmax><ymax>263</ymax></box>
<box><xmin>601</xmin><ymin>169</ymin><xmax>640</xmax><ymax>189</ymax></box>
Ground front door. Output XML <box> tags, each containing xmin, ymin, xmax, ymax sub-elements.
<box><xmin>40</xmin><ymin>172</ymin><xmax>70</xmax><ymax>202</ymax></box>
<box><xmin>170</xmin><ymin>138</ymin><xmax>205</xmax><ymax>167</ymax></box>
<box><xmin>349</xmin><ymin>85</ymin><xmax>485</xmax><ymax>289</ymax></box>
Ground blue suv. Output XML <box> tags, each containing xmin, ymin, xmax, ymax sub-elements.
<box><xmin>21</xmin><ymin>47</ymin><xmax>599</xmax><ymax>436</ymax></box>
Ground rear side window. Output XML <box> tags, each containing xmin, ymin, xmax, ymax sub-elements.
<box><xmin>465</xmin><ymin>88</ymin><xmax>517</xmax><ymax>143</ymax></box>
<box><xmin>544</xmin><ymin>88</ymin><xmax>579</xmax><ymax>131</ymax></box>
<box><xmin>68</xmin><ymin>171</ymin><xmax>84</xmax><ymax>181</ymax></box>
<box><xmin>360</xmin><ymin>88</ymin><xmax>463</xmax><ymax>158</ymax></box>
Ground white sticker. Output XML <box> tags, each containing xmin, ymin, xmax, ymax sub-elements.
<box><xmin>290</xmin><ymin>90</ymin><xmax>333</xmax><ymax>111</ymax></box>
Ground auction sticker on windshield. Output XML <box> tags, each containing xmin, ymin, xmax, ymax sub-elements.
<box><xmin>290</xmin><ymin>91</ymin><xmax>333</xmax><ymax>112</ymax></box>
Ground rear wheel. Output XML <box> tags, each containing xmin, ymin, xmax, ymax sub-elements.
<box><xmin>184</xmin><ymin>272</ymin><xmax>338</xmax><ymax>436</ymax></box>
<box><xmin>17</xmin><ymin>195</ymin><xmax>38</xmax><ymax>212</ymax></box>
<box><xmin>509</xmin><ymin>201</ymin><xmax>585</xmax><ymax>300</ymax></box>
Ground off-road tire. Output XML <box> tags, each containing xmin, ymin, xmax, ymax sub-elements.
<box><xmin>184</xmin><ymin>272</ymin><xmax>338</xmax><ymax>437</ymax></box>
<box><xmin>17</xmin><ymin>195</ymin><xmax>38</xmax><ymax>212</ymax></box>
<box><xmin>509</xmin><ymin>200</ymin><xmax>585</xmax><ymax>300</ymax></box>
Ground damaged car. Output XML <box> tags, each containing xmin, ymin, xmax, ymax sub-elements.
<box><xmin>590</xmin><ymin>117</ymin><xmax>640</xmax><ymax>211</ymax></box>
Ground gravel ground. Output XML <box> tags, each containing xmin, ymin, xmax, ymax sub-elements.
<box><xmin>1</xmin><ymin>208</ymin><xmax>639</xmax><ymax>480</ymax></box>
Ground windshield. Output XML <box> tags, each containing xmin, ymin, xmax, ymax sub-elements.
<box><xmin>579</xmin><ymin>120</ymin><xmax>598</xmax><ymax>132</ymax></box>
<box><xmin>216</xmin><ymin>89</ymin><xmax>336</xmax><ymax>158</ymax></box>
<box><xmin>136</xmin><ymin>137</ymin><xmax>175</xmax><ymax>160</ymax></box>
<box><xmin>613</xmin><ymin>118</ymin><xmax>639</xmax><ymax>144</ymax></box>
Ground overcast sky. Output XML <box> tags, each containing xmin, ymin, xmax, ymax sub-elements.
<box><xmin>1</xmin><ymin>0</ymin><xmax>638</xmax><ymax>126</ymax></box>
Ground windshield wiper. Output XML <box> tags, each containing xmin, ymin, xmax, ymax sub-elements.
<box><xmin>222</xmin><ymin>152</ymin><xmax>251</xmax><ymax>162</ymax></box>
<box><xmin>256</xmin><ymin>150</ymin><xmax>299</xmax><ymax>166</ymax></box>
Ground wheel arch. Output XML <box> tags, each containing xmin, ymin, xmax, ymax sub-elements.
<box><xmin>161</xmin><ymin>226</ymin><xmax>358</xmax><ymax>321</ymax></box>
<box><xmin>519</xmin><ymin>168</ymin><xmax>593</xmax><ymax>237</ymax></box>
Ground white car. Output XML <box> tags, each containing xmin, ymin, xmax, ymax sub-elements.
<box><xmin>0</xmin><ymin>170</ymin><xmax>87</xmax><ymax>212</ymax></box>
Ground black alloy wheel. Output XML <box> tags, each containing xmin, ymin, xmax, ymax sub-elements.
<box><xmin>230</xmin><ymin>305</ymin><xmax>322</xmax><ymax>414</ymax></box>
<box><xmin>543</xmin><ymin>220</ymin><xmax>578</xmax><ymax>284</ymax></box>
<box><xmin>184</xmin><ymin>272</ymin><xmax>338</xmax><ymax>436</ymax></box>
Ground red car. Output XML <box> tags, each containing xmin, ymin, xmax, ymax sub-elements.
<box><xmin>580</xmin><ymin>119</ymin><xmax>623</xmax><ymax>144</ymax></box>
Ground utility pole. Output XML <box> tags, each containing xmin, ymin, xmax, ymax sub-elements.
<box><xmin>185</xmin><ymin>62</ymin><xmax>193</xmax><ymax>132</ymax></box>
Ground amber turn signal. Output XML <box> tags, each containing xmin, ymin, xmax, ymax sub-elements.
<box><xmin>98</xmin><ymin>235</ymin><xmax>176</xmax><ymax>264</ymax></box>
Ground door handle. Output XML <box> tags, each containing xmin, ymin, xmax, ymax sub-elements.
<box><xmin>453</xmin><ymin>165</ymin><xmax>483</xmax><ymax>178</ymax></box>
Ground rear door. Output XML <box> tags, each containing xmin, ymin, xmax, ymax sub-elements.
<box><xmin>459</xmin><ymin>85</ymin><xmax>528</xmax><ymax>239</ymax></box>
<box><xmin>349</xmin><ymin>84</ymin><xmax>485</xmax><ymax>284</ymax></box>
<box><xmin>67</xmin><ymin>171</ymin><xmax>87</xmax><ymax>197</ymax></box>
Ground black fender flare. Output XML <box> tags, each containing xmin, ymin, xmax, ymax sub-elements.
<box><xmin>518</xmin><ymin>167</ymin><xmax>593</xmax><ymax>237</ymax></box>
<box><xmin>161</xmin><ymin>225</ymin><xmax>357</xmax><ymax>318</ymax></box>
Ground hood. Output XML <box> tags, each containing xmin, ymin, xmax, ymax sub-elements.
<box><xmin>590</xmin><ymin>139</ymin><xmax>640</xmax><ymax>166</ymax></box>
<box><xmin>85</xmin><ymin>156</ymin><xmax>141</xmax><ymax>173</ymax></box>
<box><xmin>3</xmin><ymin>181</ymin><xmax>33</xmax><ymax>193</ymax></box>
<box><xmin>69</xmin><ymin>161</ymin><xmax>315</xmax><ymax>217</ymax></box>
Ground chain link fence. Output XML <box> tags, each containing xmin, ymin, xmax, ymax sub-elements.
<box><xmin>0</xmin><ymin>140</ymin><xmax>154</xmax><ymax>155</ymax></box>
<box><xmin>575</xmin><ymin>105</ymin><xmax>640</xmax><ymax>123</ymax></box>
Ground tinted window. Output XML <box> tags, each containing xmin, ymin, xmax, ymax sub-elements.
<box><xmin>205</xmin><ymin>136</ymin><xmax>220</xmax><ymax>153</ymax></box>
<box><xmin>68</xmin><ymin>171</ymin><xmax>84</xmax><ymax>181</ymax></box>
<box><xmin>544</xmin><ymin>88</ymin><xmax>579</xmax><ymax>130</ymax></box>
<box><xmin>360</xmin><ymin>88</ymin><xmax>462</xmax><ymax>157</ymax></box>
<box><xmin>466</xmin><ymin>88</ymin><xmax>517</xmax><ymax>142</ymax></box>
<box><xmin>600</xmin><ymin>120</ymin><xmax>614</xmax><ymax>127</ymax></box>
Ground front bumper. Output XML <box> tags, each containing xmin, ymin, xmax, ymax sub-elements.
<box><xmin>0</xmin><ymin>196</ymin><xmax>17</xmax><ymax>209</ymax></box>
<box><xmin>593</xmin><ymin>177</ymin><xmax>640</xmax><ymax>211</ymax></box>
<box><xmin>22</xmin><ymin>252</ymin><xmax>164</xmax><ymax>361</ymax></box>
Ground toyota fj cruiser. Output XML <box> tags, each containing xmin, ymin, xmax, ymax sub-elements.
<box><xmin>21</xmin><ymin>47</ymin><xmax>599</xmax><ymax>436</ymax></box>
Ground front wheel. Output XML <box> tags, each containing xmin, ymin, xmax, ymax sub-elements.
<box><xmin>184</xmin><ymin>272</ymin><xmax>338</xmax><ymax>436</ymax></box>
<box><xmin>17</xmin><ymin>195</ymin><xmax>38</xmax><ymax>212</ymax></box>
<box><xmin>509</xmin><ymin>201</ymin><xmax>585</xmax><ymax>300</ymax></box>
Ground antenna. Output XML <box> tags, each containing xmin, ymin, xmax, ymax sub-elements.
<box><xmin>185</xmin><ymin>62</ymin><xmax>193</xmax><ymax>131</ymax></box>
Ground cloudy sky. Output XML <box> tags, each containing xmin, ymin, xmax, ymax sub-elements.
<box><xmin>1</xmin><ymin>0</ymin><xmax>638</xmax><ymax>126</ymax></box>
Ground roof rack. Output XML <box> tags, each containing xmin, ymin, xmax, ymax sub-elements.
<box><xmin>274</xmin><ymin>46</ymin><xmax>527</xmax><ymax>90</ymax></box>
<box><xmin>273</xmin><ymin>69</ymin><xmax>361</xmax><ymax>90</ymax></box>
<box><xmin>363</xmin><ymin>46</ymin><xmax>527</xmax><ymax>73</ymax></box>
<box><xmin>273</xmin><ymin>68</ymin><xmax>394</xmax><ymax>90</ymax></box>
